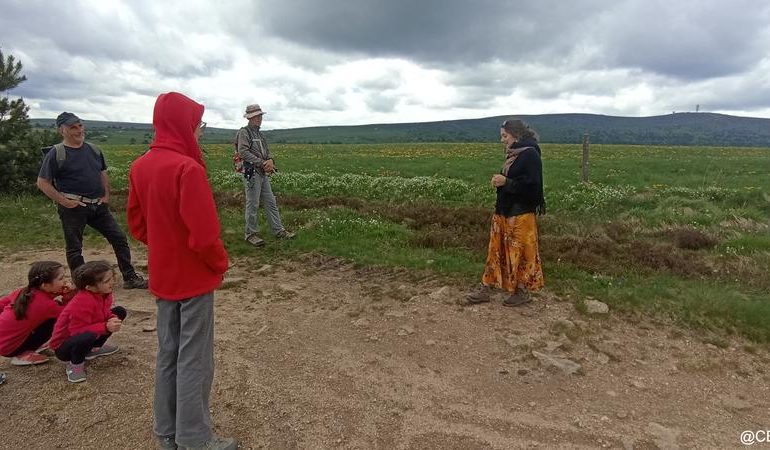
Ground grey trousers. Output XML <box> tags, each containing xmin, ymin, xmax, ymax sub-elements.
<box><xmin>153</xmin><ymin>293</ymin><xmax>215</xmax><ymax>447</ymax></box>
<box><xmin>244</xmin><ymin>173</ymin><xmax>284</xmax><ymax>239</ymax></box>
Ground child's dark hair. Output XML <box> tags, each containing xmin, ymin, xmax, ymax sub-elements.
<box><xmin>73</xmin><ymin>260</ymin><xmax>114</xmax><ymax>290</ymax></box>
<box><xmin>13</xmin><ymin>261</ymin><xmax>64</xmax><ymax>320</ymax></box>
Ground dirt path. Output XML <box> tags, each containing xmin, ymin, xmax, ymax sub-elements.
<box><xmin>0</xmin><ymin>248</ymin><xmax>767</xmax><ymax>449</ymax></box>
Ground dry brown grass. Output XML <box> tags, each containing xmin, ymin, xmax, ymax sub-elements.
<box><xmin>111</xmin><ymin>191</ymin><xmax>766</xmax><ymax>288</ymax></box>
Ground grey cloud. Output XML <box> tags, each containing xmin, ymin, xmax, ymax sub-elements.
<box><xmin>254</xmin><ymin>0</ymin><xmax>770</xmax><ymax>81</ymax></box>
<box><xmin>1</xmin><ymin>1</ymin><xmax>235</xmax><ymax>83</ymax></box>
<box><xmin>364</xmin><ymin>92</ymin><xmax>398</xmax><ymax>113</ymax></box>
<box><xmin>255</xmin><ymin>0</ymin><xmax>606</xmax><ymax>65</ymax></box>
<box><xmin>596</xmin><ymin>1</ymin><xmax>770</xmax><ymax>80</ymax></box>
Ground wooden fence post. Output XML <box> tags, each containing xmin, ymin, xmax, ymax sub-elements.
<box><xmin>581</xmin><ymin>133</ymin><xmax>590</xmax><ymax>183</ymax></box>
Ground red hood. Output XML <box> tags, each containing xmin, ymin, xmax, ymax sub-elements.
<box><xmin>150</xmin><ymin>92</ymin><xmax>205</xmax><ymax>166</ymax></box>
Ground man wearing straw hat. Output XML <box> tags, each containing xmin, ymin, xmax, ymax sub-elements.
<box><xmin>236</xmin><ymin>104</ymin><xmax>295</xmax><ymax>247</ymax></box>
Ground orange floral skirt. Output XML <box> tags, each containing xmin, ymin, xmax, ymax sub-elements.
<box><xmin>481</xmin><ymin>213</ymin><xmax>544</xmax><ymax>293</ymax></box>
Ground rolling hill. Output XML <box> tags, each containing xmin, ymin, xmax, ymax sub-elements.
<box><xmin>31</xmin><ymin>112</ymin><xmax>770</xmax><ymax>147</ymax></box>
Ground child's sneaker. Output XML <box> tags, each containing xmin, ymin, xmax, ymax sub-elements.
<box><xmin>10</xmin><ymin>350</ymin><xmax>49</xmax><ymax>366</ymax></box>
<box><xmin>66</xmin><ymin>362</ymin><xmax>86</xmax><ymax>383</ymax></box>
<box><xmin>85</xmin><ymin>344</ymin><xmax>119</xmax><ymax>360</ymax></box>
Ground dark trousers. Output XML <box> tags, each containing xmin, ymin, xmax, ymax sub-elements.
<box><xmin>55</xmin><ymin>306</ymin><xmax>127</xmax><ymax>364</ymax></box>
<box><xmin>57</xmin><ymin>204</ymin><xmax>136</xmax><ymax>279</ymax></box>
<box><xmin>8</xmin><ymin>319</ymin><xmax>56</xmax><ymax>357</ymax></box>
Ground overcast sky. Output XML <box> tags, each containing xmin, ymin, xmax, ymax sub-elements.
<box><xmin>2</xmin><ymin>0</ymin><xmax>769</xmax><ymax>130</ymax></box>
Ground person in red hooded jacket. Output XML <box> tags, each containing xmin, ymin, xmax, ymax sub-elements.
<box><xmin>127</xmin><ymin>92</ymin><xmax>235</xmax><ymax>450</ymax></box>
<box><xmin>0</xmin><ymin>261</ymin><xmax>72</xmax><ymax>366</ymax></box>
<box><xmin>49</xmin><ymin>260</ymin><xmax>126</xmax><ymax>383</ymax></box>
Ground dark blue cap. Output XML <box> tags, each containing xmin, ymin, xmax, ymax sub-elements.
<box><xmin>56</xmin><ymin>112</ymin><xmax>81</xmax><ymax>127</ymax></box>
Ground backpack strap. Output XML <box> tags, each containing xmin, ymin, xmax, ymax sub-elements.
<box><xmin>240</xmin><ymin>127</ymin><xmax>254</xmax><ymax>151</ymax></box>
<box><xmin>53</xmin><ymin>142</ymin><xmax>103</xmax><ymax>168</ymax></box>
<box><xmin>53</xmin><ymin>143</ymin><xmax>66</xmax><ymax>166</ymax></box>
<box><xmin>85</xmin><ymin>141</ymin><xmax>103</xmax><ymax>159</ymax></box>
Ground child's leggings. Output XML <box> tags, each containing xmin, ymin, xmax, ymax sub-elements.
<box><xmin>55</xmin><ymin>306</ymin><xmax>127</xmax><ymax>364</ymax></box>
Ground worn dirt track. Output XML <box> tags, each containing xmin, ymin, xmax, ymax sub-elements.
<box><xmin>0</xmin><ymin>247</ymin><xmax>768</xmax><ymax>449</ymax></box>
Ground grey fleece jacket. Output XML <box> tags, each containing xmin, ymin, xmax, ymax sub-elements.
<box><xmin>236</xmin><ymin>125</ymin><xmax>272</xmax><ymax>175</ymax></box>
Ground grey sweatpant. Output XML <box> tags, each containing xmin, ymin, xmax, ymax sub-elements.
<box><xmin>153</xmin><ymin>293</ymin><xmax>215</xmax><ymax>447</ymax></box>
<box><xmin>244</xmin><ymin>173</ymin><xmax>285</xmax><ymax>239</ymax></box>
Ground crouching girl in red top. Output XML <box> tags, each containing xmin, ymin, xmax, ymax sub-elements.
<box><xmin>49</xmin><ymin>260</ymin><xmax>127</xmax><ymax>383</ymax></box>
<box><xmin>0</xmin><ymin>261</ymin><xmax>72</xmax><ymax>366</ymax></box>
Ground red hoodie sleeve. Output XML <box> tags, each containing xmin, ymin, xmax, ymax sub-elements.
<box><xmin>35</xmin><ymin>292</ymin><xmax>64</xmax><ymax>320</ymax></box>
<box><xmin>0</xmin><ymin>289</ymin><xmax>19</xmax><ymax>312</ymax></box>
<box><xmin>127</xmin><ymin>170</ymin><xmax>148</xmax><ymax>244</ymax></box>
<box><xmin>178</xmin><ymin>164</ymin><xmax>229</xmax><ymax>274</ymax></box>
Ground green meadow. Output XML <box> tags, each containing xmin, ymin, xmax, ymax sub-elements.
<box><xmin>2</xmin><ymin>142</ymin><xmax>769</xmax><ymax>341</ymax></box>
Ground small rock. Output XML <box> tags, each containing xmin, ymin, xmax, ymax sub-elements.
<box><xmin>585</xmin><ymin>299</ymin><xmax>609</xmax><ymax>314</ymax></box>
<box><xmin>647</xmin><ymin>422</ymin><xmax>680</xmax><ymax>450</ymax></box>
<box><xmin>630</xmin><ymin>380</ymin><xmax>646</xmax><ymax>389</ymax></box>
<box><xmin>588</xmin><ymin>340</ymin><xmax>623</xmax><ymax>362</ymax></box>
<box><xmin>705</xmin><ymin>343</ymin><xmax>718</xmax><ymax>350</ymax></box>
<box><xmin>597</xmin><ymin>353</ymin><xmax>611</xmax><ymax>365</ymax></box>
<box><xmin>616</xmin><ymin>411</ymin><xmax>628</xmax><ymax>419</ymax></box>
<box><xmin>353</xmin><ymin>318</ymin><xmax>370</xmax><ymax>328</ymax></box>
<box><xmin>719</xmin><ymin>395</ymin><xmax>752</xmax><ymax>411</ymax></box>
<box><xmin>551</xmin><ymin>319</ymin><xmax>576</xmax><ymax>335</ymax></box>
<box><xmin>498</xmin><ymin>368</ymin><xmax>510</xmax><ymax>375</ymax></box>
<box><xmin>142</xmin><ymin>325</ymin><xmax>156</xmax><ymax>332</ymax></box>
<box><xmin>219</xmin><ymin>277</ymin><xmax>246</xmax><ymax>289</ymax></box>
<box><xmin>532</xmin><ymin>351</ymin><xmax>583</xmax><ymax>375</ymax></box>
<box><xmin>517</xmin><ymin>368</ymin><xmax>530</xmax><ymax>376</ymax></box>
<box><xmin>606</xmin><ymin>390</ymin><xmax>618</xmax><ymax>397</ymax></box>
<box><xmin>428</xmin><ymin>286</ymin><xmax>451</xmax><ymax>300</ymax></box>
<box><xmin>255</xmin><ymin>264</ymin><xmax>273</xmax><ymax>273</ymax></box>
<box><xmin>544</xmin><ymin>341</ymin><xmax>564</xmax><ymax>353</ymax></box>
<box><xmin>504</xmin><ymin>334</ymin><xmax>534</xmax><ymax>350</ymax></box>
<box><xmin>528</xmin><ymin>401</ymin><xmax>537</xmax><ymax>407</ymax></box>
<box><xmin>396</xmin><ymin>324</ymin><xmax>415</xmax><ymax>337</ymax></box>
<box><xmin>385</xmin><ymin>310</ymin><xmax>405</xmax><ymax>318</ymax></box>
<box><xmin>425</xmin><ymin>340</ymin><xmax>437</xmax><ymax>346</ymax></box>
<box><xmin>278</xmin><ymin>283</ymin><xmax>300</xmax><ymax>293</ymax></box>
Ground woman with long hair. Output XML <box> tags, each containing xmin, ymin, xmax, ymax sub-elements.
<box><xmin>467</xmin><ymin>119</ymin><xmax>545</xmax><ymax>306</ymax></box>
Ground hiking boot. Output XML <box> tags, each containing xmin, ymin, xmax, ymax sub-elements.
<box><xmin>466</xmin><ymin>284</ymin><xmax>491</xmax><ymax>304</ymax></box>
<box><xmin>182</xmin><ymin>436</ymin><xmax>237</xmax><ymax>450</ymax></box>
<box><xmin>66</xmin><ymin>362</ymin><xmax>86</xmax><ymax>383</ymax></box>
<box><xmin>245</xmin><ymin>234</ymin><xmax>265</xmax><ymax>247</ymax></box>
<box><xmin>276</xmin><ymin>229</ymin><xmax>296</xmax><ymax>240</ymax></box>
<box><xmin>158</xmin><ymin>435</ymin><xmax>178</xmax><ymax>450</ymax></box>
<box><xmin>85</xmin><ymin>344</ymin><xmax>119</xmax><ymax>360</ymax></box>
<box><xmin>10</xmin><ymin>350</ymin><xmax>49</xmax><ymax>366</ymax></box>
<box><xmin>123</xmin><ymin>274</ymin><xmax>148</xmax><ymax>289</ymax></box>
<box><xmin>503</xmin><ymin>290</ymin><xmax>532</xmax><ymax>307</ymax></box>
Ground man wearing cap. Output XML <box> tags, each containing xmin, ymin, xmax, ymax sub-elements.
<box><xmin>36</xmin><ymin>112</ymin><xmax>147</xmax><ymax>289</ymax></box>
<box><xmin>237</xmin><ymin>104</ymin><xmax>295</xmax><ymax>247</ymax></box>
